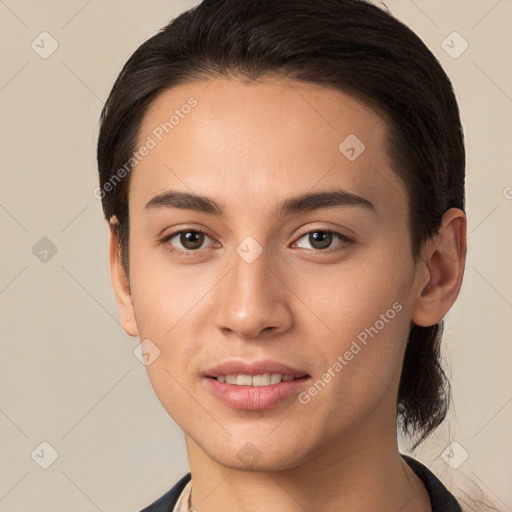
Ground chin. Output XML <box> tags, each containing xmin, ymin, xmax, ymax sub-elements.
<box><xmin>217</xmin><ymin>454</ymin><xmax>301</xmax><ymax>473</ymax></box>
<box><xmin>201</xmin><ymin>437</ymin><xmax>312</xmax><ymax>473</ymax></box>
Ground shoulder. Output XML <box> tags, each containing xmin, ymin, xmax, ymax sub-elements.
<box><xmin>139</xmin><ymin>473</ymin><xmax>192</xmax><ymax>512</ymax></box>
<box><xmin>402</xmin><ymin>454</ymin><xmax>462</xmax><ymax>512</ymax></box>
<box><xmin>139</xmin><ymin>459</ymin><xmax>463</xmax><ymax>512</ymax></box>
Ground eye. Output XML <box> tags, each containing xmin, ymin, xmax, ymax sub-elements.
<box><xmin>293</xmin><ymin>229</ymin><xmax>352</xmax><ymax>252</ymax></box>
<box><xmin>161</xmin><ymin>227</ymin><xmax>352</xmax><ymax>256</ymax></box>
<box><xmin>162</xmin><ymin>229</ymin><xmax>216</xmax><ymax>254</ymax></box>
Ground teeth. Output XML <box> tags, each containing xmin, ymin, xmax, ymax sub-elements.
<box><xmin>253</xmin><ymin>374</ymin><xmax>271</xmax><ymax>386</ymax></box>
<box><xmin>216</xmin><ymin>373</ymin><xmax>297</xmax><ymax>386</ymax></box>
<box><xmin>270</xmin><ymin>373</ymin><xmax>282</xmax><ymax>384</ymax></box>
<box><xmin>236</xmin><ymin>375</ymin><xmax>253</xmax><ymax>386</ymax></box>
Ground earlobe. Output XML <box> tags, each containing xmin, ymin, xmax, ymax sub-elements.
<box><xmin>108</xmin><ymin>217</ymin><xmax>139</xmax><ymax>337</ymax></box>
<box><xmin>411</xmin><ymin>208</ymin><xmax>467</xmax><ymax>327</ymax></box>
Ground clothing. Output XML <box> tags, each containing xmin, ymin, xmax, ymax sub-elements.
<box><xmin>402</xmin><ymin>455</ymin><xmax>461</xmax><ymax>511</ymax></box>
<box><xmin>139</xmin><ymin>454</ymin><xmax>461</xmax><ymax>512</ymax></box>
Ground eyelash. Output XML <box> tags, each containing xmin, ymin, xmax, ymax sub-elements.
<box><xmin>160</xmin><ymin>227</ymin><xmax>353</xmax><ymax>256</ymax></box>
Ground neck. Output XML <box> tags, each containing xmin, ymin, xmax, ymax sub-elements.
<box><xmin>184</xmin><ymin>418</ymin><xmax>431</xmax><ymax>512</ymax></box>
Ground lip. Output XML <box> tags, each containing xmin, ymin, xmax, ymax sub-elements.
<box><xmin>203</xmin><ymin>359</ymin><xmax>310</xmax><ymax>410</ymax></box>
<box><xmin>204</xmin><ymin>359</ymin><xmax>308</xmax><ymax>378</ymax></box>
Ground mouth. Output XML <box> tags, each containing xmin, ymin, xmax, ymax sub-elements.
<box><xmin>203</xmin><ymin>360</ymin><xmax>310</xmax><ymax>410</ymax></box>
<box><xmin>208</xmin><ymin>373</ymin><xmax>307</xmax><ymax>386</ymax></box>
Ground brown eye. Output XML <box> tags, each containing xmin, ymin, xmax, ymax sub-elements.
<box><xmin>163</xmin><ymin>229</ymin><xmax>215</xmax><ymax>254</ymax></box>
<box><xmin>295</xmin><ymin>229</ymin><xmax>352</xmax><ymax>252</ymax></box>
<box><xmin>179</xmin><ymin>231</ymin><xmax>205</xmax><ymax>250</ymax></box>
<box><xmin>308</xmin><ymin>231</ymin><xmax>333</xmax><ymax>250</ymax></box>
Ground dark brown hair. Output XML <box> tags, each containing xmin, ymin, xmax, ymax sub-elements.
<box><xmin>97</xmin><ymin>0</ymin><xmax>465</xmax><ymax>448</ymax></box>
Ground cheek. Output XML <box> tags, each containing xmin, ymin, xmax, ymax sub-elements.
<box><xmin>128</xmin><ymin>252</ymin><xmax>212</xmax><ymax>425</ymax></box>
<box><xmin>292</xmin><ymin>248</ymin><xmax>410</xmax><ymax>337</ymax></box>
<box><xmin>127</xmin><ymin>243</ymin><xmax>218</xmax><ymax>395</ymax></box>
<box><xmin>289</xmin><ymin>250</ymin><xmax>412</xmax><ymax>402</ymax></box>
<box><xmin>128</xmin><ymin>237</ymin><xmax>217</xmax><ymax>336</ymax></box>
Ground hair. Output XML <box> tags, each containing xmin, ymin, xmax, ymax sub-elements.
<box><xmin>97</xmin><ymin>0</ymin><xmax>465</xmax><ymax>448</ymax></box>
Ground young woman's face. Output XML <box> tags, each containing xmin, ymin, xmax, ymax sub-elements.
<box><xmin>122</xmin><ymin>77</ymin><xmax>425</xmax><ymax>470</ymax></box>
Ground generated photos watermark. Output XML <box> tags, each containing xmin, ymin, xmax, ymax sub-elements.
<box><xmin>298</xmin><ymin>301</ymin><xmax>403</xmax><ymax>405</ymax></box>
<box><xmin>93</xmin><ymin>97</ymin><xmax>198</xmax><ymax>200</ymax></box>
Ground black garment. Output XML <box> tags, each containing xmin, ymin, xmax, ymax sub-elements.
<box><xmin>402</xmin><ymin>455</ymin><xmax>461</xmax><ymax>511</ymax></box>
<box><xmin>140</xmin><ymin>454</ymin><xmax>461</xmax><ymax>512</ymax></box>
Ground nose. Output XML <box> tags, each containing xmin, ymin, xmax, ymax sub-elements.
<box><xmin>212</xmin><ymin>248</ymin><xmax>294</xmax><ymax>340</ymax></box>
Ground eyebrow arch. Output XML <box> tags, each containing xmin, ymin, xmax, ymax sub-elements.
<box><xmin>275</xmin><ymin>189</ymin><xmax>375</xmax><ymax>217</ymax></box>
<box><xmin>144</xmin><ymin>189</ymin><xmax>375</xmax><ymax>217</ymax></box>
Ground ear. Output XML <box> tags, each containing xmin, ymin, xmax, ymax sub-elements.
<box><xmin>108</xmin><ymin>217</ymin><xmax>139</xmax><ymax>337</ymax></box>
<box><xmin>411</xmin><ymin>208</ymin><xmax>467</xmax><ymax>327</ymax></box>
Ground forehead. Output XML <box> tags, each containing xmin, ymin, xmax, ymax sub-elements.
<box><xmin>131</xmin><ymin>77</ymin><xmax>407</xmax><ymax>220</ymax></box>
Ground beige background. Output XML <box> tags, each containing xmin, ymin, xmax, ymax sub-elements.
<box><xmin>0</xmin><ymin>0</ymin><xmax>511</xmax><ymax>510</ymax></box>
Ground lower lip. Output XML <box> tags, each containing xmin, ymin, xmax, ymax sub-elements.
<box><xmin>204</xmin><ymin>377</ymin><xmax>309</xmax><ymax>410</ymax></box>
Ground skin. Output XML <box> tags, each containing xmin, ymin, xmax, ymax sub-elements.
<box><xmin>109</xmin><ymin>77</ymin><xmax>466</xmax><ymax>512</ymax></box>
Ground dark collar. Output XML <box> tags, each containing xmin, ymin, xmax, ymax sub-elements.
<box><xmin>402</xmin><ymin>454</ymin><xmax>461</xmax><ymax>511</ymax></box>
<box><xmin>140</xmin><ymin>454</ymin><xmax>461</xmax><ymax>511</ymax></box>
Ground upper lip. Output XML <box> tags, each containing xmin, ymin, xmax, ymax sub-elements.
<box><xmin>204</xmin><ymin>359</ymin><xmax>308</xmax><ymax>378</ymax></box>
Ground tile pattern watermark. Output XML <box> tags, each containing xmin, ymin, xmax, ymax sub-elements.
<box><xmin>1</xmin><ymin>1</ymin><xmax>510</xmax><ymax>510</ymax></box>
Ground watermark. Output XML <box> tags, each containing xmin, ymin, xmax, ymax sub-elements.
<box><xmin>298</xmin><ymin>301</ymin><xmax>403</xmax><ymax>405</ymax></box>
<box><xmin>237</xmin><ymin>442</ymin><xmax>263</xmax><ymax>468</ymax></box>
<box><xmin>236</xmin><ymin>236</ymin><xmax>263</xmax><ymax>263</ymax></box>
<box><xmin>93</xmin><ymin>97</ymin><xmax>198</xmax><ymax>200</ymax></box>
<box><xmin>32</xmin><ymin>237</ymin><xmax>58</xmax><ymax>263</ymax></box>
<box><xmin>31</xmin><ymin>441</ymin><xmax>59</xmax><ymax>469</ymax></box>
<box><xmin>441</xmin><ymin>441</ymin><xmax>469</xmax><ymax>469</ymax></box>
<box><xmin>441</xmin><ymin>31</ymin><xmax>469</xmax><ymax>60</ymax></box>
<box><xmin>31</xmin><ymin>31</ymin><xmax>59</xmax><ymax>59</ymax></box>
<box><xmin>133</xmin><ymin>338</ymin><xmax>161</xmax><ymax>366</ymax></box>
<box><xmin>338</xmin><ymin>133</ymin><xmax>366</xmax><ymax>161</ymax></box>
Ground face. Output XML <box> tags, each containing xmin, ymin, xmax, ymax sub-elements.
<box><xmin>117</xmin><ymin>77</ymin><xmax>427</xmax><ymax>471</ymax></box>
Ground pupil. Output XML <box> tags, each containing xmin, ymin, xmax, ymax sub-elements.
<box><xmin>310</xmin><ymin>231</ymin><xmax>332</xmax><ymax>250</ymax></box>
<box><xmin>181</xmin><ymin>231</ymin><xmax>204</xmax><ymax>250</ymax></box>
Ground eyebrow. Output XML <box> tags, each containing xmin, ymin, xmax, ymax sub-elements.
<box><xmin>144</xmin><ymin>189</ymin><xmax>375</xmax><ymax>217</ymax></box>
